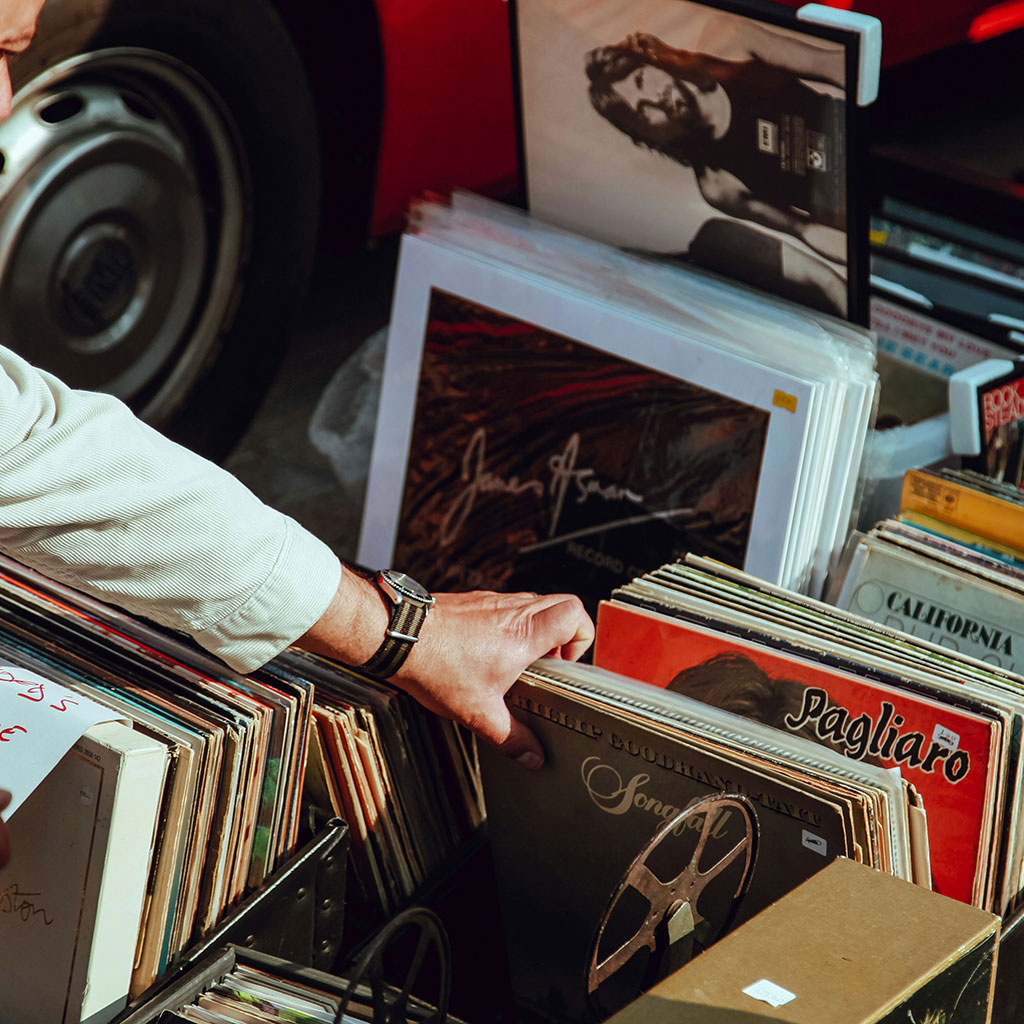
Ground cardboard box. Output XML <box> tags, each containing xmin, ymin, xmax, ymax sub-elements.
<box><xmin>607</xmin><ymin>858</ymin><xmax>999</xmax><ymax>1024</ymax></box>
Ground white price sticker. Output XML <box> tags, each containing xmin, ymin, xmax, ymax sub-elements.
<box><xmin>743</xmin><ymin>979</ymin><xmax>796</xmax><ymax>1007</ymax></box>
<box><xmin>801</xmin><ymin>829</ymin><xmax>828</xmax><ymax>856</ymax></box>
<box><xmin>933</xmin><ymin>724</ymin><xmax>961</xmax><ymax>752</ymax></box>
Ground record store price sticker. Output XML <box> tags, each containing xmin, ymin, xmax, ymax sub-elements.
<box><xmin>933</xmin><ymin>724</ymin><xmax>960</xmax><ymax>752</ymax></box>
<box><xmin>743</xmin><ymin>979</ymin><xmax>796</xmax><ymax>1007</ymax></box>
<box><xmin>0</xmin><ymin>665</ymin><xmax>128</xmax><ymax>817</ymax></box>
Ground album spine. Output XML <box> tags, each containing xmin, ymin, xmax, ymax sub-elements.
<box><xmin>900</xmin><ymin>470</ymin><xmax>1024</xmax><ymax>559</ymax></box>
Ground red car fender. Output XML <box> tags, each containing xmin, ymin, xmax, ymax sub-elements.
<box><xmin>371</xmin><ymin>0</ymin><xmax>519</xmax><ymax>235</ymax></box>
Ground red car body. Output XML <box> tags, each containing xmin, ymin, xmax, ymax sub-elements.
<box><xmin>367</xmin><ymin>0</ymin><xmax>1020</xmax><ymax>233</ymax></box>
<box><xmin>369</xmin><ymin>0</ymin><xmax>519</xmax><ymax>235</ymax></box>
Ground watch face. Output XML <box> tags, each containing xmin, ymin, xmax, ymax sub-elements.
<box><xmin>381</xmin><ymin>569</ymin><xmax>432</xmax><ymax>602</ymax></box>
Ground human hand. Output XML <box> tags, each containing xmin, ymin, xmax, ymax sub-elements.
<box><xmin>393</xmin><ymin>590</ymin><xmax>594</xmax><ymax>768</ymax></box>
<box><xmin>297</xmin><ymin>573</ymin><xmax>594</xmax><ymax>769</ymax></box>
<box><xmin>0</xmin><ymin>789</ymin><xmax>11</xmax><ymax>869</ymax></box>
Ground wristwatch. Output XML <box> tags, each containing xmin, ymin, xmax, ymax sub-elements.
<box><xmin>359</xmin><ymin>569</ymin><xmax>435</xmax><ymax>678</ymax></box>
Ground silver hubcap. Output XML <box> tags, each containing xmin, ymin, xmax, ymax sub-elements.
<box><xmin>0</xmin><ymin>48</ymin><xmax>244</xmax><ymax>423</ymax></box>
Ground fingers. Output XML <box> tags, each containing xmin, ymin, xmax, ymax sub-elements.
<box><xmin>395</xmin><ymin>587</ymin><xmax>591</xmax><ymax>772</ymax></box>
<box><xmin>523</xmin><ymin>594</ymin><xmax>595</xmax><ymax>663</ymax></box>
<box><xmin>489</xmin><ymin>703</ymin><xmax>545</xmax><ymax>770</ymax></box>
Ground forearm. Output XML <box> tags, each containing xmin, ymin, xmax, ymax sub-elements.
<box><xmin>0</xmin><ymin>346</ymin><xmax>341</xmax><ymax>671</ymax></box>
<box><xmin>296</xmin><ymin>565</ymin><xmax>388</xmax><ymax>667</ymax></box>
<box><xmin>0</xmin><ymin>347</ymin><xmax>596</xmax><ymax>764</ymax></box>
<box><xmin>298</xmin><ymin>580</ymin><xmax>595</xmax><ymax>767</ymax></box>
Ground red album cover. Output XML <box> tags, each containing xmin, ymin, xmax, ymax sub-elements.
<box><xmin>973</xmin><ymin>368</ymin><xmax>1024</xmax><ymax>487</ymax></box>
<box><xmin>594</xmin><ymin>600</ymin><xmax>1001</xmax><ymax>906</ymax></box>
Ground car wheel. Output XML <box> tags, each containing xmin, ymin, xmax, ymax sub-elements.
<box><xmin>1</xmin><ymin>0</ymin><xmax>322</xmax><ymax>460</ymax></box>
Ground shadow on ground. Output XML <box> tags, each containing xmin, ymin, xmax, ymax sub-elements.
<box><xmin>223</xmin><ymin>237</ymin><xmax>400</xmax><ymax>561</ymax></box>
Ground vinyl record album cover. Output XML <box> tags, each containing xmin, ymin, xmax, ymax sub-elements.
<box><xmin>592</xmin><ymin>554</ymin><xmax>1024</xmax><ymax>914</ymax></box>
<box><xmin>513</xmin><ymin>0</ymin><xmax>873</xmax><ymax>320</ymax></box>
<box><xmin>360</xmin><ymin>230</ymin><xmax>819</xmax><ymax>609</ymax></box>
<box><xmin>595</xmin><ymin>598</ymin><xmax>1002</xmax><ymax>906</ymax></box>
<box><xmin>481</xmin><ymin>661</ymin><xmax>909</xmax><ymax>1022</ymax></box>
<box><xmin>394</xmin><ymin>288</ymin><xmax>769</xmax><ymax>603</ymax></box>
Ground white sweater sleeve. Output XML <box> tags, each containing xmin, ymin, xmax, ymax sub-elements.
<box><xmin>0</xmin><ymin>346</ymin><xmax>342</xmax><ymax>673</ymax></box>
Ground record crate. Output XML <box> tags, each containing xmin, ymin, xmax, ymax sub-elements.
<box><xmin>111</xmin><ymin>819</ymin><xmax>349</xmax><ymax>1024</ymax></box>
<box><xmin>116</xmin><ymin>911</ymin><xmax>463</xmax><ymax>1024</ymax></box>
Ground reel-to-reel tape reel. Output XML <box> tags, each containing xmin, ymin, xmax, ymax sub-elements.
<box><xmin>584</xmin><ymin>792</ymin><xmax>759</xmax><ymax>1020</ymax></box>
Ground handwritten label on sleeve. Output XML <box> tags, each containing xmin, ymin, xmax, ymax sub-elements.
<box><xmin>0</xmin><ymin>666</ymin><xmax>128</xmax><ymax>818</ymax></box>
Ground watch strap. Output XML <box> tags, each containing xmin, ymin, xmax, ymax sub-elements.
<box><xmin>360</xmin><ymin>590</ymin><xmax>430</xmax><ymax>678</ymax></box>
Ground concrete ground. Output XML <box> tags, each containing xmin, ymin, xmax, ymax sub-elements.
<box><xmin>223</xmin><ymin>237</ymin><xmax>400</xmax><ymax>563</ymax></box>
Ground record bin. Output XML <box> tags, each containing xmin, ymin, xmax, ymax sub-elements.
<box><xmin>115</xmin><ymin>910</ymin><xmax>463</xmax><ymax>1024</ymax></box>
<box><xmin>112</xmin><ymin>818</ymin><xmax>349</xmax><ymax>1024</ymax></box>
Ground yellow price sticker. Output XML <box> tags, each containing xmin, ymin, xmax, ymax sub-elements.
<box><xmin>773</xmin><ymin>390</ymin><xmax>798</xmax><ymax>414</ymax></box>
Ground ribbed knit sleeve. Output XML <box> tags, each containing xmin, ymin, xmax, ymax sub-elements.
<box><xmin>0</xmin><ymin>347</ymin><xmax>341</xmax><ymax>673</ymax></box>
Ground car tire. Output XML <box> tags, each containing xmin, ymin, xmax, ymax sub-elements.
<box><xmin>2</xmin><ymin>0</ymin><xmax>322</xmax><ymax>460</ymax></box>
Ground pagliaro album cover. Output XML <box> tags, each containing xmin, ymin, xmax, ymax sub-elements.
<box><xmin>358</xmin><ymin>230</ymin><xmax>818</xmax><ymax>612</ymax></box>
<box><xmin>511</xmin><ymin>0</ymin><xmax>879</xmax><ymax>323</ymax></box>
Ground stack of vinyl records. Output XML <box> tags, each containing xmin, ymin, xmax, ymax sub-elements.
<box><xmin>0</xmin><ymin>556</ymin><xmax>315</xmax><ymax>1022</ymax></box>
<box><xmin>159</xmin><ymin>959</ymin><xmax>358</xmax><ymax>1024</ymax></box>
<box><xmin>0</xmin><ymin>555</ymin><xmax>484</xmax><ymax>1024</ymax></box>
<box><xmin>290</xmin><ymin>648</ymin><xmax>484</xmax><ymax>918</ymax></box>
<box><xmin>357</xmin><ymin>193</ymin><xmax>879</xmax><ymax>610</ymax></box>
<box><xmin>830</xmin><ymin>515</ymin><xmax>1024</xmax><ymax>679</ymax></box>
<box><xmin>479</xmin><ymin>550</ymin><xmax>1024</xmax><ymax>1018</ymax></box>
<box><xmin>896</xmin><ymin>466</ymin><xmax>1024</xmax><ymax>564</ymax></box>
<box><xmin>480</xmin><ymin>656</ymin><xmax>916</xmax><ymax>1022</ymax></box>
<box><xmin>122</xmin><ymin>943</ymin><xmax>459</xmax><ymax>1024</ymax></box>
<box><xmin>593</xmin><ymin>554</ymin><xmax>1024</xmax><ymax>916</ymax></box>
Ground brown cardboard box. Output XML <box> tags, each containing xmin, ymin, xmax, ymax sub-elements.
<box><xmin>606</xmin><ymin>858</ymin><xmax>999</xmax><ymax>1024</ymax></box>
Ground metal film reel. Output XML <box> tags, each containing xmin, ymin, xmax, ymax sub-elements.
<box><xmin>585</xmin><ymin>792</ymin><xmax>758</xmax><ymax>1020</ymax></box>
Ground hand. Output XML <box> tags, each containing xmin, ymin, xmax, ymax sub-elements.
<box><xmin>297</xmin><ymin>570</ymin><xmax>594</xmax><ymax>768</ymax></box>
<box><xmin>0</xmin><ymin>788</ymin><xmax>10</xmax><ymax>869</ymax></box>
<box><xmin>394</xmin><ymin>590</ymin><xmax>594</xmax><ymax>768</ymax></box>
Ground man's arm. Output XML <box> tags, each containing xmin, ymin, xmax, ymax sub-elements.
<box><xmin>0</xmin><ymin>345</ymin><xmax>594</xmax><ymax>764</ymax></box>
<box><xmin>298</xmin><ymin>573</ymin><xmax>594</xmax><ymax>768</ymax></box>
<box><xmin>0</xmin><ymin>345</ymin><xmax>342</xmax><ymax>670</ymax></box>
